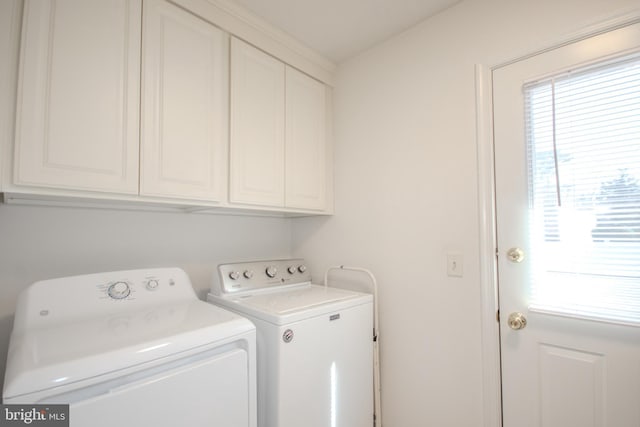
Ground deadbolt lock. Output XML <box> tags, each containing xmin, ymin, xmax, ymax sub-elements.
<box><xmin>507</xmin><ymin>247</ymin><xmax>525</xmax><ymax>263</ymax></box>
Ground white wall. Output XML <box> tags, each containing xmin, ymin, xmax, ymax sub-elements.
<box><xmin>292</xmin><ymin>0</ymin><xmax>639</xmax><ymax>426</ymax></box>
<box><xmin>0</xmin><ymin>204</ymin><xmax>291</xmax><ymax>391</ymax></box>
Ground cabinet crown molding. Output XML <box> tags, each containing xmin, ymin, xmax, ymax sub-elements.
<box><xmin>171</xmin><ymin>0</ymin><xmax>337</xmax><ymax>86</ymax></box>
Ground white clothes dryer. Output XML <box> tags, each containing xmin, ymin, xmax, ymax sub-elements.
<box><xmin>3</xmin><ymin>268</ymin><xmax>256</xmax><ymax>427</ymax></box>
<box><xmin>207</xmin><ymin>259</ymin><xmax>373</xmax><ymax>427</ymax></box>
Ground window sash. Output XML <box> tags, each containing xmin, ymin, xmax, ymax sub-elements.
<box><xmin>524</xmin><ymin>53</ymin><xmax>640</xmax><ymax>325</ymax></box>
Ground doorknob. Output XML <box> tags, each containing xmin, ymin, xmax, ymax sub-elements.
<box><xmin>508</xmin><ymin>312</ymin><xmax>527</xmax><ymax>330</ymax></box>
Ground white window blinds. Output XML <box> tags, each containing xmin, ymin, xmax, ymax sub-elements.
<box><xmin>524</xmin><ymin>53</ymin><xmax>640</xmax><ymax>325</ymax></box>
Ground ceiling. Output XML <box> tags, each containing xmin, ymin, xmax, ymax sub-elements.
<box><xmin>228</xmin><ymin>0</ymin><xmax>462</xmax><ymax>63</ymax></box>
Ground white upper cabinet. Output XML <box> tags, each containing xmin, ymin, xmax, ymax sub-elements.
<box><xmin>14</xmin><ymin>0</ymin><xmax>141</xmax><ymax>194</ymax></box>
<box><xmin>285</xmin><ymin>66</ymin><xmax>327</xmax><ymax>210</ymax></box>
<box><xmin>230</xmin><ymin>37</ymin><xmax>330</xmax><ymax>211</ymax></box>
<box><xmin>8</xmin><ymin>1</ymin><xmax>332</xmax><ymax>213</ymax></box>
<box><xmin>141</xmin><ymin>0</ymin><xmax>228</xmax><ymax>202</ymax></box>
<box><xmin>229</xmin><ymin>37</ymin><xmax>286</xmax><ymax>207</ymax></box>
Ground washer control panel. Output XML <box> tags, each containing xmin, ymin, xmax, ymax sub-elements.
<box><xmin>216</xmin><ymin>259</ymin><xmax>312</xmax><ymax>295</ymax></box>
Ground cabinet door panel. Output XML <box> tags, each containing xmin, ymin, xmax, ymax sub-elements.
<box><xmin>14</xmin><ymin>0</ymin><xmax>141</xmax><ymax>193</ymax></box>
<box><xmin>285</xmin><ymin>67</ymin><xmax>327</xmax><ymax>210</ymax></box>
<box><xmin>141</xmin><ymin>0</ymin><xmax>227</xmax><ymax>201</ymax></box>
<box><xmin>230</xmin><ymin>37</ymin><xmax>285</xmax><ymax>207</ymax></box>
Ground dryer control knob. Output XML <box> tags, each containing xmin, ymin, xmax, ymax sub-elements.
<box><xmin>298</xmin><ymin>265</ymin><xmax>307</xmax><ymax>273</ymax></box>
<box><xmin>266</xmin><ymin>266</ymin><xmax>278</xmax><ymax>278</ymax></box>
<box><xmin>108</xmin><ymin>281</ymin><xmax>131</xmax><ymax>300</ymax></box>
<box><xmin>287</xmin><ymin>266</ymin><xmax>297</xmax><ymax>274</ymax></box>
<box><xmin>243</xmin><ymin>270</ymin><xmax>254</xmax><ymax>279</ymax></box>
<box><xmin>229</xmin><ymin>271</ymin><xmax>240</xmax><ymax>280</ymax></box>
<box><xmin>145</xmin><ymin>279</ymin><xmax>159</xmax><ymax>291</ymax></box>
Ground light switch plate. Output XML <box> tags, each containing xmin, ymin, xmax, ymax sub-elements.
<box><xmin>447</xmin><ymin>253</ymin><xmax>463</xmax><ymax>277</ymax></box>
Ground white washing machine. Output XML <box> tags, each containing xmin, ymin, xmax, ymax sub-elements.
<box><xmin>207</xmin><ymin>259</ymin><xmax>373</xmax><ymax>427</ymax></box>
<box><xmin>3</xmin><ymin>268</ymin><xmax>256</xmax><ymax>427</ymax></box>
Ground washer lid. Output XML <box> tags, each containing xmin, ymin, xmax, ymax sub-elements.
<box><xmin>3</xmin><ymin>300</ymin><xmax>254</xmax><ymax>400</ymax></box>
<box><xmin>218</xmin><ymin>284</ymin><xmax>373</xmax><ymax>324</ymax></box>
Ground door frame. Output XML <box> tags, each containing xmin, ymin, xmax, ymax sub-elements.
<box><xmin>475</xmin><ymin>10</ymin><xmax>640</xmax><ymax>427</ymax></box>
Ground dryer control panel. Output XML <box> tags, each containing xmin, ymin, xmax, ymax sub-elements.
<box><xmin>215</xmin><ymin>259</ymin><xmax>312</xmax><ymax>296</ymax></box>
<box><xmin>13</xmin><ymin>268</ymin><xmax>197</xmax><ymax>331</ymax></box>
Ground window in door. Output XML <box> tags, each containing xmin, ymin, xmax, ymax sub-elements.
<box><xmin>524</xmin><ymin>53</ymin><xmax>640</xmax><ymax>324</ymax></box>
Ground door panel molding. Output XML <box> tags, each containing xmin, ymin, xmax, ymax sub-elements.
<box><xmin>539</xmin><ymin>344</ymin><xmax>605</xmax><ymax>427</ymax></box>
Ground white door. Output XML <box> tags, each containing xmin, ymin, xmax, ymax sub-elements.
<box><xmin>285</xmin><ymin>66</ymin><xmax>328</xmax><ymax>211</ymax></box>
<box><xmin>229</xmin><ymin>37</ymin><xmax>285</xmax><ymax>207</ymax></box>
<box><xmin>494</xmin><ymin>22</ymin><xmax>640</xmax><ymax>427</ymax></box>
<box><xmin>14</xmin><ymin>0</ymin><xmax>141</xmax><ymax>194</ymax></box>
<box><xmin>140</xmin><ymin>0</ymin><xmax>228</xmax><ymax>202</ymax></box>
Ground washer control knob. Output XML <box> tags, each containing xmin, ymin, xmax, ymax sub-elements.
<box><xmin>243</xmin><ymin>270</ymin><xmax>254</xmax><ymax>279</ymax></box>
<box><xmin>287</xmin><ymin>266</ymin><xmax>297</xmax><ymax>274</ymax></box>
<box><xmin>108</xmin><ymin>281</ymin><xmax>131</xmax><ymax>300</ymax></box>
<box><xmin>146</xmin><ymin>279</ymin><xmax>159</xmax><ymax>291</ymax></box>
<box><xmin>298</xmin><ymin>265</ymin><xmax>307</xmax><ymax>273</ymax></box>
<box><xmin>229</xmin><ymin>271</ymin><xmax>240</xmax><ymax>280</ymax></box>
<box><xmin>265</xmin><ymin>266</ymin><xmax>278</xmax><ymax>278</ymax></box>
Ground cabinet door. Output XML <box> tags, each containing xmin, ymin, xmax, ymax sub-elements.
<box><xmin>285</xmin><ymin>67</ymin><xmax>327</xmax><ymax>210</ymax></box>
<box><xmin>141</xmin><ymin>0</ymin><xmax>227</xmax><ymax>201</ymax></box>
<box><xmin>14</xmin><ymin>0</ymin><xmax>141</xmax><ymax>194</ymax></box>
<box><xmin>229</xmin><ymin>37</ymin><xmax>285</xmax><ymax>207</ymax></box>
